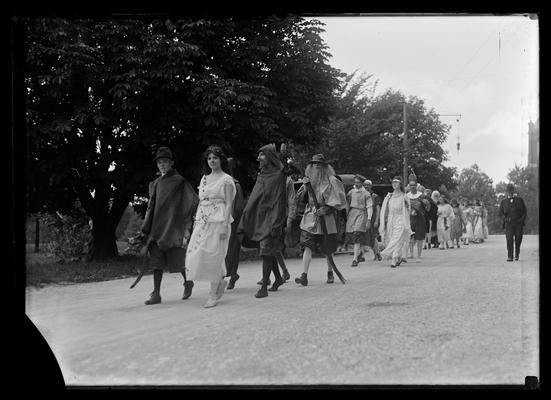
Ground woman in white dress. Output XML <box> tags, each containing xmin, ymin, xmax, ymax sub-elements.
<box><xmin>379</xmin><ymin>176</ymin><xmax>412</xmax><ymax>268</ymax></box>
<box><xmin>185</xmin><ymin>146</ymin><xmax>236</xmax><ymax>308</ymax></box>
<box><xmin>472</xmin><ymin>199</ymin><xmax>485</xmax><ymax>243</ymax></box>
<box><xmin>463</xmin><ymin>201</ymin><xmax>475</xmax><ymax>245</ymax></box>
<box><xmin>436</xmin><ymin>196</ymin><xmax>455</xmax><ymax>249</ymax></box>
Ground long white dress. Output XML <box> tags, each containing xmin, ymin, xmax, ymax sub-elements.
<box><xmin>472</xmin><ymin>206</ymin><xmax>485</xmax><ymax>241</ymax></box>
<box><xmin>379</xmin><ymin>192</ymin><xmax>412</xmax><ymax>261</ymax></box>
<box><xmin>185</xmin><ymin>173</ymin><xmax>236</xmax><ymax>282</ymax></box>
<box><xmin>437</xmin><ymin>203</ymin><xmax>455</xmax><ymax>243</ymax></box>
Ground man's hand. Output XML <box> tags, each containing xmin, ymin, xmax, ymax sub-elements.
<box><xmin>302</xmin><ymin>176</ymin><xmax>310</xmax><ymax>185</ymax></box>
<box><xmin>182</xmin><ymin>231</ymin><xmax>191</xmax><ymax>247</ymax></box>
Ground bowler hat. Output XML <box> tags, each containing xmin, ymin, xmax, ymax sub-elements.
<box><xmin>506</xmin><ymin>183</ymin><xmax>515</xmax><ymax>192</ymax></box>
<box><xmin>154</xmin><ymin>147</ymin><xmax>173</xmax><ymax>162</ymax></box>
<box><xmin>307</xmin><ymin>154</ymin><xmax>328</xmax><ymax>164</ymax></box>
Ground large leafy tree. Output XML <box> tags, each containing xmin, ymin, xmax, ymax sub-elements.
<box><xmin>290</xmin><ymin>74</ymin><xmax>457</xmax><ymax>190</ymax></box>
<box><xmin>496</xmin><ymin>164</ymin><xmax>538</xmax><ymax>234</ymax></box>
<box><xmin>24</xmin><ymin>16</ymin><xmax>341</xmax><ymax>259</ymax></box>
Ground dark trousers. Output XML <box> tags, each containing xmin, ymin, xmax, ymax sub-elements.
<box><xmin>505</xmin><ymin>223</ymin><xmax>523</xmax><ymax>258</ymax></box>
<box><xmin>225</xmin><ymin>222</ymin><xmax>241</xmax><ymax>277</ymax></box>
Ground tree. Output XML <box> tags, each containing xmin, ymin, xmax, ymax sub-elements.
<box><xmin>24</xmin><ymin>16</ymin><xmax>341</xmax><ymax>259</ymax></box>
<box><xmin>496</xmin><ymin>164</ymin><xmax>538</xmax><ymax>234</ymax></box>
<box><xmin>452</xmin><ymin>164</ymin><xmax>500</xmax><ymax>233</ymax></box>
<box><xmin>290</xmin><ymin>76</ymin><xmax>457</xmax><ymax>189</ymax></box>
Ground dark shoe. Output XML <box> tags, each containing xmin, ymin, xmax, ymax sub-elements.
<box><xmin>375</xmin><ymin>253</ymin><xmax>382</xmax><ymax>261</ymax></box>
<box><xmin>295</xmin><ymin>273</ymin><xmax>308</xmax><ymax>286</ymax></box>
<box><xmin>351</xmin><ymin>260</ymin><xmax>359</xmax><ymax>267</ymax></box>
<box><xmin>257</xmin><ymin>278</ymin><xmax>271</xmax><ymax>285</ymax></box>
<box><xmin>227</xmin><ymin>274</ymin><xmax>239</xmax><ymax>290</ymax></box>
<box><xmin>390</xmin><ymin>264</ymin><xmax>396</xmax><ymax>268</ymax></box>
<box><xmin>326</xmin><ymin>271</ymin><xmax>334</xmax><ymax>284</ymax></box>
<box><xmin>282</xmin><ymin>269</ymin><xmax>290</xmax><ymax>281</ymax></box>
<box><xmin>268</xmin><ymin>278</ymin><xmax>285</xmax><ymax>292</ymax></box>
<box><xmin>255</xmin><ymin>287</ymin><xmax>268</xmax><ymax>298</ymax></box>
<box><xmin>358</xmin><ymin>255</ymin><xmax>365</xmax><ymax>262</ymax></box>
<box><xmin>507</xmin><ymin>257</ymin><xmax>513</xmax><ymax>262</ymax></box>
<box><xmin>514</xmin><ymin>256</ymin><xmax>519</xmax><ymax>261</ymax></box>
<box><xmin>401</xmin><ymin>258</ymin><xmax>407</xmax><ymax>263</ymax></box>
<box><xmin>145</xmin><ymin>291</ymin><xmax>161</xmax><ymax>305</ymax></box>
<box><xmin>182</xmin><ymin>281</ymin><xmax>194</xmax><ymax>300</ymax></box>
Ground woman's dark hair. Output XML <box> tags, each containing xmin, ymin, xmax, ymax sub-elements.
<box><xmin>202</xmin><ymin>145</ymin><xmax>229</xmax><ymax>174</ymax></box>
<box><xmin>451</xmin><ymin>198</ymin><xmax>459</xmax><ymax>207</ymax></box>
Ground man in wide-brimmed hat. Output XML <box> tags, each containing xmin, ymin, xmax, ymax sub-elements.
<box><xmin>140</xmin><ymin>146</ymin><xmax>199</xmax><ymax>305</ymax></box>
<box><xmin>294</xmin><ymin>154</ymin><xmax>347</xmax><ymax>286</ymax></box>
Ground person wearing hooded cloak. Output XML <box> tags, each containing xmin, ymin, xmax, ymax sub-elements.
<box><xmin>238</xmin><ymin>144</ymin><xmax>287</xmax><ymax>298</ymax></box>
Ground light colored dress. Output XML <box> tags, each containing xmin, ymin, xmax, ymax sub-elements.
<box><xmin>463</xmin><ymin>207</ymin><xmax>474</xmax><ymax>241</ymax></box>
<box><xmin>379</xmin><ymin>192</ymin><xmax>412</xmax><ymax>260</ymax></box>
<box><xmin>185</xmin><ymin>173</ymin><xmax>236</xmax><ymax>282</ymax></box>
<box><xmin>472</xmin><ymin>205</ymin><xmax>485</xmax><ymax>241</ymax></box>
<box><xmin>482</xmin><ymin>207</ymin><xmax>489</xmax><ymax>238</ymax></box>
<box><xmin>437</xmin><ymin>203</ymin><xmax>454</xmax><ymax>243</ymax></box>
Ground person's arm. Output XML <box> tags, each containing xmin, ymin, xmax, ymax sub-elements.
<box><xmin>286</xmin><ymin>178</ymin><xmax>297</xmax><ymax>225</ymax></box>
<box><xmin>365</xmin><ymin>194</ymin><xmax>373</xmax><ymax>229</ymax></box>
<box><xmin>519</xmin><ymin>198</ymin><xmax>527</xmax><ymax>226</ymax></box>
<box><xmin>140</xmin><ymin>181</ymin><xmax>156</xmax><ymax>235</ymax></box>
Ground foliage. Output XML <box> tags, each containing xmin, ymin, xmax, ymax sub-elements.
<box><xmin>290</xmin><ymin>73</ymin><xmax>457</xmax><ymax>189</ymax></box>
<box><xmin>41</xmin><ymin>212</ymin><xmax>92</xmax><ymax>261</ymax></box>
<box><xmin>496</xmin><ymin>164</ymin><xmax>539</xmax><ymax>233</ymax></box>
<box><xmin>24</xmin><ymin>16</ymin><xmax>341</xmax><ymax>259</ymax></box>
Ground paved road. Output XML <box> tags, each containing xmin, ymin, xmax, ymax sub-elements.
<box><xmin>25</xmin><ymin>235</ymin><xmax>539</xmax><ymax>386</ymax></box>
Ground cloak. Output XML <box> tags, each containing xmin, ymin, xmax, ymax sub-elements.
<box><xmin>141</xmin><ymin>168</ymin><xmax>199</xmax><ymax>251</ymax></box>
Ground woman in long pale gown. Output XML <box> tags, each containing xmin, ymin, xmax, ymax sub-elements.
<box><xmin>462</xmin><ymin>201</ymin><xmax>474</xmax><ymax>245</ymax></box>
<box><xmin>379</xmin><ymin>176</ymin><xmax>412</xmax><ymax>268</ymax></box>
<box><xmin>481</xmin><ymin>201</ymin><xmax>489</xmax><ymax>239</ymax></box>
<box><xmin>185</xmin><ymin>146</ymin><xmax>236</xmax><ymax>308</ymax></box>
<box><xmin>472</xmin><ymin>200</ymin><xmax>485</xmax><ymax>243</ymax></box>
<box><xmin>437</xmin><ymin>196</ymin><xmax>455</xmax><ymax>249</ymax></box>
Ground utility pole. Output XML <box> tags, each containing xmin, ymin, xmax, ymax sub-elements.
<box><xmin>403</xmin><ymin>102</ymin><xmax>408</xmax><ymax>185</ymax></box>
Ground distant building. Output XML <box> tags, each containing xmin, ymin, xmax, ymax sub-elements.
<box><xmin>527</xmin><ymin>118</ymin><xmax>539</xmax><ymax>168</ymax></box>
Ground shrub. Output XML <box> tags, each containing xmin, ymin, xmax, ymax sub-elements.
<box><xmin>43</xmin><ymin>212</ymin><xmax>92</xmax><ymax>261</ymax></box>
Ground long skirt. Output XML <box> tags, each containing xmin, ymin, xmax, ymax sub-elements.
<box><xmin>473</xmin><ymin>217</ymin><xmax>485</xmax><ymax>241</ymax></box>
<box><xmin>381</xmin><ymin>215</ymin><xmax>409</xmax><ymax>260</ymax></box>
<box><xmin>465</xmin><ymin>221</ymin><xmax>474</xmax><ymax>240</ymax></box>
<box><xmin>437</xmin><ymin>217</ymin><xmax>451</xmax><ymax>242</ymax></box>
<box><xmin>483</xmin><ymin>224</ymin><xmax>489</xmax><ymax>238</ymax></box>
<box><xmin>450</xmin><ymin>217</ymin><xmax>463</xmax><ymax>241</ymax></box>
<box><xmin>410</xmin><ymin>213</ymin><xmax>426</xmax><ymax>240</ymax></box>
<box><xmin>186</xmin><ymin>219</ymin><xmax>229</xmax><ymax>282</ymax></box>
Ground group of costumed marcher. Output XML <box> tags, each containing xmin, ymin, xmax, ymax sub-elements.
<box><xmin>135</xmin><ymin>144</ymin><xmax>527</xmax><ymax>308</ymax></box>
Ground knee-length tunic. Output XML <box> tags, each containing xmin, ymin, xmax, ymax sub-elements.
<box><xmin>345</xmin><ymin>187</ymin><xmax>372</xmax><ymax>244</ymax></box>
<box><xmin>185</xmin><ymin>173</ymin><xmax>236</xmax><ymax>282</ymax></box>
<box><xmin>379</xmin><ymin>192</ymin><xmax>412</xmax><ymax>260</ymax></box>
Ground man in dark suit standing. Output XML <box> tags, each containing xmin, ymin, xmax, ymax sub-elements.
<box><xmin>499</xmin><ymin>183</ymin><xmax>527</xmax><ymax>261</ymax></box>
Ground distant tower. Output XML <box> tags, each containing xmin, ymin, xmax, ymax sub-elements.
<box><xmin>527</xmin><ymin>118</ymin><xmax>539</xmax><ymax>168</ymax></box>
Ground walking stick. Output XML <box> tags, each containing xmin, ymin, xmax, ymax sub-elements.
<box><xmin>129</xmin><ymin>236</ymin><xmax>151</xmax><ymax>289</ymax></box>
<box><xmin>304</xmin><ymin>182</ymin><xmax>346</xmax><ymax>284</ymax></box>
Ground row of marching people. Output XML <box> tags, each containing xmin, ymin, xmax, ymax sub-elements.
<box><xmin>136</xmin><ymin>143</ymin><xmax>491</xmax><ymax>308</ymax></box>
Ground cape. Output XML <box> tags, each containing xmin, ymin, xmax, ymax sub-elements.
<box><xmin>238</xmin><ymin>145</ymin><xmax>287</xmax><ymax>242</ymax></box>
<box><xmin>141</xmin><ymin>169</ymin><xmax>199</xmax><ymax>251</ymax></box>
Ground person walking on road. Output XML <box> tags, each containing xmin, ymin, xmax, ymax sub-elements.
<box><xmin>294</xmin><ymin>154</ymin><xmax>347</xmax><ymax>286</ymax></box>
<box><xmin>425</xmin><ymin>188</ymin><xmax>439</xmax><ymax>249</ymax></box>
<box><xmin>379</xmin><ymin>176</ymin><xmax>412</xmax><ymax>268</ymax></box>
<box><xmin>224</xmin><ymin>157</ymin><xmax>246</xmax><ymax>290</ymax></box>
<box><xmin>364</xmin><ymin>179</ymin><xmax>383</xmax><ymax>261</ymax></box>
<box><xmin>238</xmin><ymin>144</ymin><xmax>287</xmax><ymax>298</ymax></box>
<box><xmin>185</xmin><ymin>146</ymin><xmax>236</xmax><ymax>308</ymax></box>
<box><xmin>463</xmin><ymin>200</ymin><xmax>475</xmax><ymax>245</ymax></box>
<box><xmin>406</xmin><ymin>174</ymin><xmax>429</xmax><ymax>262</ymax></box>
<box><xmin>436</xmin><ymin>196</ymin><xmax>455</xmax><ymax>249</ymax></box>
<box><xmin>345</xmin><ymin>175</ymin><xmax>372</xmax><ymax>267</ymax></box>
<box><xmin>499</xmin><ymin>183</ymin><xmax>527</xmax><ymax>261</ymax></box>
<box><xmin>472</xmin><ymin>200</ymin><xmax>485</xmax><ymax>243</ymax></box>
<box><xmin>450</xmin><ymin>198</ymin><xmax>465</xmax><ymax>248</ymax></box>
<box><xmin>140</xmin><ymin>147</ymin><xmax>199</xmax><ymax>305</ymax></box>
<box><xmin>481</xmin><ymin>200</ymin><xmax>489</xmax><ymax>239</ymax></box>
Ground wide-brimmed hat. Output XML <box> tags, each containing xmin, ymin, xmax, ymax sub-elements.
<box><xmin>307</xmin><ymin>154</ymin><xmax>328</xmax><ymax>164</ymax></box>
<box><xmin>154</xmin><ymin>146</ymin><xmax>173</xmax><ymax>162</ymax></box>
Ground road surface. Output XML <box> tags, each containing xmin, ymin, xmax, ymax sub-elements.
<box><xmin>25</xmin><ymin>235</ymin><xmax>539</xmax><ymax>386</ymax></box>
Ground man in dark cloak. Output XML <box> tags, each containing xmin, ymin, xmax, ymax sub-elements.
<box><xmin>499</xmin><ymin>183</ymin><xmax>527</xmax><ymax>261</ymax></box>
<box><xmin>140</xmin><ymin>147</ymin><xmax>199</xmax><ymax>305</ymax></box>
<box><xmin>238</xmin><ymin>144</ymin><xmax>287</xmax><ymax>298</ymax></box>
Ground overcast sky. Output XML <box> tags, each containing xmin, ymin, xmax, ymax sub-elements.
<box><xmin>310</xmin><ymin>15</ymin><xmax>539</xmax><ymax>185</ymax></box>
